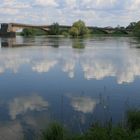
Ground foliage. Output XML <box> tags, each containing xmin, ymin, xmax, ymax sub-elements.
<box><xmin>62</xmin><ymin>31</ymin><xmax>69</xmax><ymax>37</ymax></box>
<box><xmin>49</xmin><ymin>23</ymin><xmax>60</xmax><ymax>35</ymax></box>
<box><xmin>21</xmin><ymin>28</ymin><xmax>46</xmax><ymax>36</ymax></box>
<box><xmin>131</xmin><ymin>129</ymin><xmax>140</xmax><ymax>140</ymax></box>
<box><xmin>127</xmin><ymin>110</ymin><xmax>140</xmax><ymax>131</ymax></box>
<box><xmin>133</xmin><ymin>21</ymin><xmax>140</xmax><ymax>37</ymax></box>
<box><xmin>21</xmin><ymin>28</ymin><xmax>35</xmax><ymax>36</ymax></box>
<box><xmin>111</xmin><ymin>127</ymin><xmax>130</xmax><ymax>140</ymax></box>
<box><xmin>126</xmin><ymin>22</ymin><xmax>137</xmax><ymax>30</ymax></box>
<box><xmin>90</xmin><ymin>28</ymin><xmax>107</xmax><ymax>34</ymax></box>
<box><xmin>41</xmin><ymin>110</ymin><xmax>140</xmax><ymax>140</ymax></box>
<box><xmin>41</xmin><ymin>123</ymin><xmax>67</xmax><ymax>140</ymax></box>
<box><xmin>86</xmin><ymin>124</ymin><xmax>110</xmax><ymax>140</ymax></box>
<box><xmin>69</xmin><ymin>20</ymin><xmax>89</xmax><ymax>37</ymax></box>
<box><xmin>69</xmin><ymin>27</ymin><xmax>79</xmax><ymax>37</ymax></box>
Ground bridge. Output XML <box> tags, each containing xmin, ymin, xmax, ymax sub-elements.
<box><xmin>0</xmin><ymin>23</ymin><xmax>132</xmax><ymax>38</ymax></box>
<box><xmin>0</xmin><ymin>23</ymin><xmax>50</xmax><ymax>37</ymax></box>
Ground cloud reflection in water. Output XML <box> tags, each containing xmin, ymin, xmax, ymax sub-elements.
<box><xmin>9</xmin><ymin>95</ymin><xmax>49</xmax><ymax>120</ymax></box>
<box><xmin>0</xmin><ymin>38</ymin><xmax>140</xmax><ymax>84</ymax></box>
<box><xmin>70</xmin><ymin>96</ymin><xmax>98</xmax><ymax>113</ymax></box>
<box><xmin>0</xmin><ymin>121</ymin><xmax>23</xmax><ymax>140</ymax></box>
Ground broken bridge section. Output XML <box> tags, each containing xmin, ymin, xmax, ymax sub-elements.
<box><xmin>0</xmin><ymin>23</ymin><xmax>50</xmax><ymax>37</ymax></box>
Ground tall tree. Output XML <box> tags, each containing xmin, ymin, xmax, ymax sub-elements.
<box><xmin>133</xmin><ymin>21</ymin><xmax>140</xmax><ymax>37</ymax></box>
<box><xmin>49</xmin><ymin>23</ymin><xmax>60</xmax><ymax>35</ymax></box>
<box><xmin>69</xmin><ymin>20</ymin><xmax>89</xmax><ymax>37</ymax></box>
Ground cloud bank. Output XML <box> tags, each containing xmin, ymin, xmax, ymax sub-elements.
<box><xmin>0</xmin><ymin>0</ymin><xmax>140</xmax><ymax>26</ymax></box>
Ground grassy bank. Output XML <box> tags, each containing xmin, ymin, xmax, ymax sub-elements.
<box><xmin>40</xmin><ymin>110</ymin><xmax>140</xmax><ymax>140</ymax></box>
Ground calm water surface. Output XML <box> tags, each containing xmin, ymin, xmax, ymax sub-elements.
<box><xmin>0</xmin><ymin>36</ymin><xmax>140</xmax><ymax>139</ymax></box>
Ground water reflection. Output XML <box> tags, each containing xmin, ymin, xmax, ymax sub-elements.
<box><xmin>72</xmin><ymin>39</ymin><xmax>85</xmax><ymax>49</ymax></box>
<box><xmin>70</xmin><ymin>96</ymin><xmax>98</xmax><ymax>113</ymax></box>
<box><xmin>129</xmin><ymin>37</ymin><xmax>140</xmax><ymax>48</ymax></box>
<box><xmin>0</xmin><ymin>36</ymin><xmax>140</xmax><ymax>138</ymax></box>
<box><xmin>81</xmin><ymin>53</ymin><xmax>140</xmax><ymax>84</ymax></box>
<box><xmin>9</xmin><ymin>95</ymin><xmax>49</xmax><ymax>120</ymax></box>
<box><xmin>1</xmin><ymin>38</ymin><xmax>16</xmax><ymax>47</ymax></box>
<box><xmin>0</xmin><ymin>121</ymin><xmax>23</xmax><ymax>140</ymax></box>
<box><xmin>49</xmin><ymin>37</ymin><xmax>60</xmax><ymax>48</ymax></box>
<box><xmin>0</xmin><ymin>94</ymin><xmax>49</xmax><ymax>140</ymax></box>
<box><xmin>32</xmin><ymin>60</ymin><xmax>57</xmax><ymax>73</ymax></box>
<box><xmin>0</xmin><ymin>37</ymin><xmax>140</xmax><ymax>84</ymax></box>
<box><xmin>62</xmin><ymin>59</ymin><xmax>75</xmax><ymax>79</ymax></box>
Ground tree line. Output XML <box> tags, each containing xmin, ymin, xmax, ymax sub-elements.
<box><xmin>21</xmin><ymin>20</ymin><xmax>140</xmax><ymax>37</ymax></box>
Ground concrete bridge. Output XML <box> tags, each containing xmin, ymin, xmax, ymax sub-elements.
<box><xmin>0</xmin><ymin>23</ymin><xmax>132</xmax><ymax>38</ymax></box>
<box><xmin>0</xmin><ymin>23</ymin><xmax>50</xmax><ymax>37</ymax></box>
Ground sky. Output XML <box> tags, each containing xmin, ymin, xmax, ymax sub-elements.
<box><xmin>0</xmin><ymin>0</ymin><xmax>140</xmax><ymax>27</ymax></box>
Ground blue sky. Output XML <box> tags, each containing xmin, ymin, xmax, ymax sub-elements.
<box><xmin>0</xmin><ymin>0</ymin><xmax>140</xmax><ymax>27</ymax></box>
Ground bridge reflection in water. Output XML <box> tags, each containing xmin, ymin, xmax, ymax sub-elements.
<box><xmin>1</xmin><ymin>38</ymin><xmax>15</xmax><ymax>47</ymax></box>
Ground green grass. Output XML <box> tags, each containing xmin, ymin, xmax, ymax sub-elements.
<box><xmin>40</xmin><ymin>110</ymin><xmax>140</xmax><ymax>140</ymax></box>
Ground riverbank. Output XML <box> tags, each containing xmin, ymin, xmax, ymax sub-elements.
<box><xmin>40</xmin><ymin>110</ymin><xmax>140</xmax><ymax>140</ymax></box>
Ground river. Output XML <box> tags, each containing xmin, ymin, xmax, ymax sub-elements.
<box><xmin>0</xmin><ymin>36</ymin><xmax>140</xmax><ymax>139</ymax></box>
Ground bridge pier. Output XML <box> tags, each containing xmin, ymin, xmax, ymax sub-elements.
<box><xmin>0</xmin><ymin>23</ymin><xmax>16</xmax><ymax>38</ymax></box>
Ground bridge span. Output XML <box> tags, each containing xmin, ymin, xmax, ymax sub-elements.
<box><xmin>0</xmin><ymin>23</ymin><xmax>132</xmax><ymax>38</ymax></box>
<box><xmin>0</xmin><ymin>23</ymin><xmax>50</xmax><ymax>37</ymax></box>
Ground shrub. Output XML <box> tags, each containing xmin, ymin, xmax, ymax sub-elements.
<box><xmin>69</xmin><ymin>20</ymin><xmax>89</xmax><ymax>37</ymax></box>
<box><xmin>127</xmin><ymin>110</ymin><xmax>140</xmax><ymax>131</ymax></box>
<box><xmin>41</xmin><ymin>123</ymin><xmax>66</xmax><ymax>140</ymax></box>
<box><xmin>133</xmin><ymin>21</ymin><xmax>140</xmax><ymax>37</ymax></box>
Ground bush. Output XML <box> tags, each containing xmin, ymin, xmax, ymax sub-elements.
<box><xmin>49</xmin><ymin>23</ymin><xmax>60</xmax><ymax>35</ymax></box>
<box><xmin>21</xmin><ymin>28</ymin><xmax>46</xmax><ymax>36</ymax></box>
<box><xmin>62</xmin><ymin>31</ymin><xmax>69</xmax><ymax>37</ymax></box>
<box><xmin>86</xmin><ymin>124</ymin><xmax>110</xmax><ymax>140</ymax></box>
<box><xmin>133</xmin><ymin>21</ymin><xmax>140</xmax><ymax>37</ymax></box>
<box><xmin>127</xmin><ymin>110</ymin><xmax>140</xmax><ymax>131</ymax></box>
<box><xmin>69</xmin><ymin>27</ymin><xmax>79</xmax><ymax>37</ymax></box>
<box><xmin>41</xmin><ymin>123</ymin><xmax>66</xmax><ymax>140</ymax></box>
<box><xmin>69</xmin><ymin>20</ymin><xmax>89</xmax><ymax>37</ymax></box>
<box><xmin>40</xmin><ymin>110</ymin><xmax>140</xmax><ymax>140</ymax></box>
<box><xmin>131</xmin><ymin>129</ymin><xmax>140</xmax><ymax>140</ymax></box>
<box><xmin>111</xmin><ymin>127</ymin><xmax>130</xmax><ymax>140</ymax></box>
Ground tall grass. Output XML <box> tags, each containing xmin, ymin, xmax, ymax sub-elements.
<box><xmin>41</xmin><ymin>110</ymin><xmax>140</xmax><ymax>140</ymax></box>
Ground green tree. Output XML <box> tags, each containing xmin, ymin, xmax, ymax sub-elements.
<box><xmin>21</xmin><ymin>28</ymin><xmax>35</xmax><ymax>36</ymax></box>
<box><xmin>133</xmin><ymin>21</ymin><xmax>140</xmax><ymax>37</ymax></box>
<box><xmin>49</xmin><ymin>22</ymin><xmax>60</xmax><ymax>35</ymax></box>
<box><xmin>41</xmin><ymin>123</ymin><xmax>72</xmax><ymax>140</ymax></box>
<box><xmin>69</xmin><ymin>20</ymin><xmax>89</xmax><ymax>37</ymax></box>
<box><xmin>69</xmin><ymin>27</ymin><xmax>79</xmax><ymax>37</ymax></box>
<box><xmin>21</xmin><ymin>28</ymin><xmax>46</xmax><ymax>36</ymax></box>
<box><xmin>126</xmin><ymin>22</ymin><xmax>136</xmax><ymax>30</ymax></box>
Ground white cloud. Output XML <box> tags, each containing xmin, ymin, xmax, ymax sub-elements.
<box><xmin>126</xmin><ymin>0</ymin><xmax>140</xmax><ymax>11</ymax></box>
<box><xmin>0</xmin><ymin>8</ymin><xmax>19</xmax><ymax>15</ymax></box>
<box><xmin>80</xmin><ymin>0</ymin><xmax>117</xmax><ymax>9</ymax></box>
<box><xmin>0</xmin><ymin>0</ymin><xmax>140</xmax><ymax>26</ymax></box>
<box><xmin>35</xmin><ymin>0</ymin><xmax>58</xmax><ymax>6</ymax></box>
<box><xmin>64</xmin><ymin>0</ymin><xmax>77</xmax><ymax>8</ymax></box>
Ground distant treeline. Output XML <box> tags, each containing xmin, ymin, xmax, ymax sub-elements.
<box><xmin>20</xmin><ymin>20</ymin><xmax>140</xmax><ymax>37</ymax></box>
